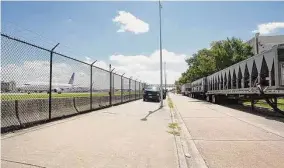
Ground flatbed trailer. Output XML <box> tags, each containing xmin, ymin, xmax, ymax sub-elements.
<box><xmin>190</xmin><ymin>77</ymin><xmax>207</xmax><ymax>99</ymax></box>
<box><xmin>181</xmin><ymin>84</ymin><xmax>186</xmax><ymax>96</ymax></box>
<box><xmin>189</xmin><ymin>44</ymin><xmax>284</xmax><ymax>114</ymax></box>
<box><xmin>181</xmin><ymin>83</ymin><xmax>191</xmax><ymax>96</ymax></box>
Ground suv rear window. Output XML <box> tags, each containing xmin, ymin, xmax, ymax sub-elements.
<box><xmin>145</xmin><ymin>86</ymin><xmax>160</xmax><ymax>91</ymax></box>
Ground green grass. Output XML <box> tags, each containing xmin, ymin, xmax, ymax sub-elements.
<box><xmin>243</xmin><ymin>98</ymin><xmax>284</xmax><ymax>111</ymax></box>
<box><xmin>167</xmin><ymin>97</ymin><xmax>174</xmax><ymax>109</ymax></box>
<box><xmin>167</xmin><ymin>130</ymin><xmax>180</xmax><ymax>136</ymax></box>
<box><xmin>167</xmin><ymin>123</ymin><xmax>181</xmax><ymax>136</ymax></box>
<box><xmin>168</xmin><ymin>123</ymin><xmax>181</xmax><ymax>130</ymax></box>
<box><xmin>1</xmin><ymin>92</ymin><xmax>140</xmax><ymax>101</ymax></box>
<box><xmin>166</xmin><ymin>97</ymin><xmax>181</xmax><ymax>136</ymax></box>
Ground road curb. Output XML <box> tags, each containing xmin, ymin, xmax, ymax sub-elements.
<box><xmin>169</xmin><ymin>96</ymin><xmax>208</xmax><ymax>168</ymax></box>
<box><xmin>165</xmin><ymin>98</ymin><xmax>189</xmax><ymax>168</ymax></box>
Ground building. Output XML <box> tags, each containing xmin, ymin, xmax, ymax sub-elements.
<box><xmin>246</xmin><ymin>33</ymin><xmax>284</xmax><ymax>55</ymax></box>
<box><xmin>1</xmin><ymin>81</ymin><xmax>16</xmax><ymax>92</ymax></box>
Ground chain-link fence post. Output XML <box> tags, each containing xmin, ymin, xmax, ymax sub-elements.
<box><xmin>139</xmin><ymin>81</ymin><xmax>140</xmax><ymax>98</ymax></box>
<box><xmin>121</xmin><ymin>76</ymin><xmax>123</xmax><ymax>103</ymax></box>
<box><xmin>135</xmin><ymin>80</ymin><xmax>137</xmax><ymax>99</ymax></box>
<box><xmin>113</xmin><ymin>73</ymin><xmax>115</xmax><ymax>101</ymax></box>
<box><xmin>109</xmin><ymin>64</ymin><xmax>112</xmax><ymax>105</ymax></box>
<box><xmin>90</xmin><ymin>61</ymin><xmax>97</xmax><ymax>110</ymax></box>
<box><xmin>48</xmin><ymin>43</ymin><xmax>60</xmax><ymax>120</ymax></box>
<box><xmin>109</xmin><ymin>64</ymin><xmax>115</xmax><ymax>106</ymax></box>
<box><xmin>121</xmin><ymin>73</ymin><xmax>125</xmax><ymax>103</ymax></box>
<box><xmin>129</xmin><ymin>78</ymin><xmax>131</xmax><ymax>101</ymax></box>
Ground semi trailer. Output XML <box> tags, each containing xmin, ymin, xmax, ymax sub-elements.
<box><xmin>183</xmin><ymin>43</ymin><xmax>284</xmax><ymax>114</ymax></box>
<box><xmin>181</xmin><ymin>83</ymin><xmax>191</xmax><ymax>96</ymax></box>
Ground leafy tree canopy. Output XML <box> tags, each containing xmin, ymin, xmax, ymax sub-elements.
<box><xmin>176</xmin><ymin>37</ymin><xmax>253</xmax><ymax>85</ymax></box>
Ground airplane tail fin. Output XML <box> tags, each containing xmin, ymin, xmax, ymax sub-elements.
<box><xmin>68</xmin><ymin>73</ymin><xmax>75</xmax><ymax>85</ymax></box>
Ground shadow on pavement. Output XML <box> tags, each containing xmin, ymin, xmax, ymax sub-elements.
<box><xmin>188</xmin><ymin>100</ymin><xmax>210</xmax><ymax>103</ymax></box>
<box><xmin>186</xmin><ymin>97</ymin><xmax>284</xmax><ymax>123</ymax></box>
<box><xmin>141</xmin><ymin>107</ymin><xmax>162</xmax><ymax>121</ymax></box>
<box><xmin>226</xmin><ymin>104</ymin><xmax>284</xmax><ymax>123</ymax></box>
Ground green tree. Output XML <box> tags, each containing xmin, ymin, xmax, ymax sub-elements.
<box><xmin>211</xmin><ymin>37</ymin><xmax>253</xmax><ymax>71</ymax></box>
<box><xmin>177</xmin><ymin>37</ymin><xmax>253</xmax><ymax>84</ymax></box>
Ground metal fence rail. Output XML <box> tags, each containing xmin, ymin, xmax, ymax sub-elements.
<box><xmin>1</xmin><ymin>34</ymin><xmax>146</xmax><ymax>133</ymax></box>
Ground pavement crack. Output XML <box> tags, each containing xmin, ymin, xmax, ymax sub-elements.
<box><xmin>1</xmin><ymin>159</ymin><xmax>46</xmax><ymax>168</ymax></box>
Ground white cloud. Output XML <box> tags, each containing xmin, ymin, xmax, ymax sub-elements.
<box><xmin>2</xmin><ymin>50</ymin><xmax>188</xmax><ymax>91</ymax></box>
<box><xmin>252</xmin><ymin>22</ymin><xmax>284</xmax><ymax>35</ymax></box>
<box><xmin>84</xmin><ymin>56</ymin><xmax>109</xmax><ymax>70</ymax></box>
<box><xmin>1</xmin><ymin>60</ymin><xmax>90</xmax><ymax>87</ymax></box>
<box><xmin>112</xmin><ymin>11</ymin><xmax>149</xmax><ymax>34</ymax></box>
<box><xmin>109</xmin><ymin>49</ymin><xmax>188</xmax><ymax>84</ymax></box>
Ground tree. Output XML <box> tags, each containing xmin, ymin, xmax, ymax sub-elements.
<box><xmin>211</xmin><ymin>37</ymin><xmax>253</xmax><ymax>71</ymax></box>
<box><xmin>177</xmin><ymin>37</ymin><xmax>253</xmax><ymax>84</ymax></box>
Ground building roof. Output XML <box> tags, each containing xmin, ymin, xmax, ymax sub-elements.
<box><xmin>246</xmin><ymin>34</ymin><xmax>284</xmax><ymax>54</ymax></box>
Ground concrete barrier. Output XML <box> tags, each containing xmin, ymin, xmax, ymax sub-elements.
<box><xmin>74</xmin><ymin>97</ymin><xmax>90</xmax><ymax>112</ymax></box>
<box><xmin>130</xmin><ymin>94</ymin><xmax>135</xmax><ymax>101</ymax></box>
<box><xmin>112</xmin><ymin>95</ymin><xmax>121</xmax><ymax>105</ymax></box>
<box><xmin>101</xmin><ymin>96</ymin><xmax>110</xmax><ymax>107</ymax></box>
<box><xmin>18</xmin><ymin>99</ymin><xmax>49</xmax><ymax>124</ymax></box>
<box><xmin>123</xmin><ymin>95</ymin><xmax>129</xmax><ymax>102</ymax></box>
<box><xmin>91</xmin><ymin>96</ymin><xmax>101</xmax><ymax>109</ymax></box>
<box><xmin>51</xmin><ymin>98</ymin><xmax>77</xmax><ymax>119</ymax></box>
<box><xmin>1</xmin><ymin>100</ymin><xmax>20</xmax><ymax>128</ymax></box>
<box><xmin>1</xmin><ymin>94</ymin><xmax>142</xmax><ymax>132</ymax></box>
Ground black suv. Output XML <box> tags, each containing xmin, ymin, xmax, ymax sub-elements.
<box><xmin>143</xmin><ymin>86</ymin><xmax>161</xmax><ymax>102</ymax></box>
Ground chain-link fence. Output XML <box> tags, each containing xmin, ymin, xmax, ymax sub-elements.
<box><xmin>1</xmin><ymin>34</ymin><xmax>146</xmax><ymax>133</ymax></box>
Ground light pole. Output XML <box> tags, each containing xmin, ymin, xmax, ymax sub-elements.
<box><xmin>159</xmin><ymin>0</ymin><xmax>163</xmax><ymax>107</ymax></box>
<box><xmin>164</xmin><ymin>62</ymin><xmax>167</xmax><ymax>91</ymax></box>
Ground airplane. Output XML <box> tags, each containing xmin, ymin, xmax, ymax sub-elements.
<box><xmin>18</xmin><ymin>73</ymin><xmax>83</xmax><ymax>94</ymax></box>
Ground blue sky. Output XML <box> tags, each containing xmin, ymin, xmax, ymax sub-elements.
<box><xmin>2</xmin><ymin>1</ymin><xmax>284</xmax><ymax>84</ymax></box>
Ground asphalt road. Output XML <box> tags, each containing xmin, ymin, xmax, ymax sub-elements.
<box><xmin>1</xmin><ymin>99</ymin><xmax>178</xmax><ymax>168</ymax></box>
<box><xmin>170</xmin><ymin>93</ymin><xmax>284</xmax><ymax>168</ymax></box>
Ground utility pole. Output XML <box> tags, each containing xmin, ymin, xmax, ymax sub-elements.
<box><xmin>159</xmin><ymin>0</ymin><xmax>163</xmax><ymax>107</ymax></box>
<box><xmin>164</xmin><ymin>62</ymin><xmax>167</xmax><ymax>91</ymax></box>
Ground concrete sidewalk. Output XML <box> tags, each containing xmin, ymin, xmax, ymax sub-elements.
<box><xmin>1</xmin><ymin>100</ymin><xmax>178</xmax><ymax>168</ymax></box>
<box><xmin>170</xmin><ymin>93</ymin><xmax>284</xmax><ymax>168</ymax></box>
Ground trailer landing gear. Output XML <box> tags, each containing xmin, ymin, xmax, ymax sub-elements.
<box><xmin>250</xmin><ymin>99</ymin><xmax>255</xmax><ymax>111</ymax></box>
<box><xmin>212</xmin><ymin>95</ymin><xmax>217</xmax><ymax>104</ymax></box>
<box><xmin>206</xmin><ymin>95</ymin><xmax>211</xmax><ymax>102</ymax></box>
<box><xmin>257</xmin><ymin>84</ymin><xmax>284</xmax><ymax>115</ymax></box>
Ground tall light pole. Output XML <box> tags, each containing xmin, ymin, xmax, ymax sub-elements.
<box><xmin>164</xmin><ymin>62</ymin><xmax>167</xmax><ymax>91</ymax></box>
<box><xmin>159</xmin><ymin>0</ymin><xmax>163</xmax><ymax>107</ymax></box>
